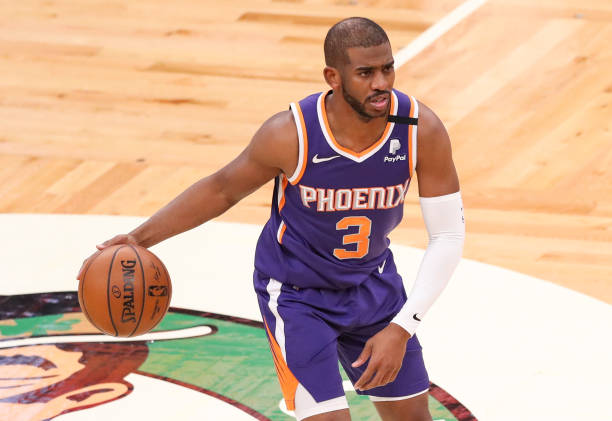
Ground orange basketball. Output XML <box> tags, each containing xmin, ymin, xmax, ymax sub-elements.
<box><xmin>78</xmin><ymin>244</ymin><xmax>172</xmax><ymax>337</ymax></box>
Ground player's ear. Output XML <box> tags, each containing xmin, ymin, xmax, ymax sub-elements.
<box><xmin>323</xmin><ymin>66</ymin><xmax>341</xmax><ymax>90</ymax></box>
<box><xmin>40</xmin><ymin>382</ymin><xmax>129</xmax><ymax>419</ymax></box>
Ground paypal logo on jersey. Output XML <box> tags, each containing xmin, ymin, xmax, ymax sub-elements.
<box><xmin>384</xmin><ymin>155</ymin><xmax>407</xmax><ymax>163</ymax></box>
<box><xmin>385</xmin><ymin>139</ymin><xmax>407</xmax><ymax>163</ymax></box>
<box><xmin>389</xmin><ymin>139</ymin><xmax>401</xmax><ymax>154</ymax></box>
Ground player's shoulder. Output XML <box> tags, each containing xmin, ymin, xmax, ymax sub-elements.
<box><xmin>416</xmin><ymin>100</ymin><xmax>450</xmax><ymax>146</ymax></box>
<box><xmin>389</xmin><ymin>89</ymin><xmax>440</xmax><ymax>132</ymax></box>
<box><xmin>254</xmin><ymin>110</ymin><xmax>298</xmax><ymax>145</ymax></box>
<box><xmin>249</xmin><ymin>92</ymin><xmax>319</xmax><ymax>174</ymax></box>
<box><xmin>255</xmin><ymin>91</ymin><xmax>318</xmax><ymax>145</ymax></box>
<box><xmin>248</xmin><ymin>109</ymin><xmax>299</xmax><ymax>177</ymax></box>
<box><xmin>414</xmin><ymin>100</ymin><xmax>453</xmax><ymax>167</ymax></box>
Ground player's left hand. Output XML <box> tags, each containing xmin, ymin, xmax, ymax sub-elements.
<box><xmin>352</xmin><ymin>323</ymin><xmax>411</xmax><ymax>391</ymax></box>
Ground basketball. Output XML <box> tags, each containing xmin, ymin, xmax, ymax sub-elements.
<box><xmin>78</xmin><ymin>244</ymin><xmax>172</xmax><ymax>337</ymax></box>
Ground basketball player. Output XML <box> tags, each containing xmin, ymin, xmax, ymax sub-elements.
<box><xmin>80</xmin><ymin>17</ymin><xmax>465</xmax><ymax>421</ymax></box>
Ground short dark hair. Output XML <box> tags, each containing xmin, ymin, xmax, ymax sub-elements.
<box><xmin>324</xmin><ymin>17</ymin><xmax>390</xmax><ymax>67</ymax></box>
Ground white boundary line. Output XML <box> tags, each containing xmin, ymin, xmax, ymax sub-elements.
<box><xmin>0</xmin><ymin>325</ymin><xmax>213</xmax><ymax>349</ymax></box>
<box><xmin>395</xmin><ymin>0</ymin><xmax>489</xmax><ymax>68</ymax></box>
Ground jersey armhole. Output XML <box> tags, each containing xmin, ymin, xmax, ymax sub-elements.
<box><xmin>287</xmin><ymin>102</ymin><xmax>308</xmax><ymax>185</ymax></box>
<box><xmin>409</xmin><ymin>96</ymin><xmax>419</xmax><ymax>177</ymax></box>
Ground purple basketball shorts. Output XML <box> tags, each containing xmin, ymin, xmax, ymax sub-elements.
<box><xmin>254</xmin><ymin>260</ymin><xmax>429</xmax><ymax>412</ymax></box>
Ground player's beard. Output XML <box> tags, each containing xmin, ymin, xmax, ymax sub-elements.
<box><xmin>341</xmin><ymin>84</ymin><xmax>390</xmax><ymax>121</ymax></box>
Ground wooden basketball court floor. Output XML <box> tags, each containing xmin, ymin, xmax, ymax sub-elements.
<box><xmin>0</xmin><ymin>0</ymin><xmax>611</xmax><ymax>420</ymax></box>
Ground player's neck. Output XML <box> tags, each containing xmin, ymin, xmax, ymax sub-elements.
<box><xmin>325</xmin><ymin>92</ymin><xmax>388</xmax><ymax>154</ymax></box>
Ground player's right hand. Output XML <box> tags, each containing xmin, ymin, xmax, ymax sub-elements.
<box><xmin>96</xmin><ymin>234</ymin><xmax>140</xmax><ymax>250</ymax></box>
<box><xmin>76</xmin><ymin>234</ymin><xmax>140</xmax><ymax>280</ymax></box>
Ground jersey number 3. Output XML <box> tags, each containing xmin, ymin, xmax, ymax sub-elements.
<box><xmin>333</xmin><ymin>216</ymin><xmax>372</xmax><ymax>259</ymax></box>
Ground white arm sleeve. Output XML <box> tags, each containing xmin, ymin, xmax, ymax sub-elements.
<box><xmin>391</xmin><ymin>191</ymin><xmax>465</xmax><ymax>335</ymax></box>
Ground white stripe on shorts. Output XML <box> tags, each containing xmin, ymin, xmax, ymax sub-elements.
<box><xmin>294</xmin><ymin>384</ymin><xmax>348</xmax><ymax>421</ymax></box>
<box><xmin>266</xmin><ymin>278</ymin><xmax>349</xmax><ymax>420</ymax></box>
<box><xmin>266</xmin><ymin>278</ymin><xmax>287</xmax><ymax>360</ymax></box>
<box><xmin>369</xmin><ymin>387</ymin><xmax>429</xmax><ymax>402</ymax></box>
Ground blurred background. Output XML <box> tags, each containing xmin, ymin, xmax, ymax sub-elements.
<box><xmin>1</xmin><ymin>0</ymin><xmax>610</xmax><ymax>301</ymax></box>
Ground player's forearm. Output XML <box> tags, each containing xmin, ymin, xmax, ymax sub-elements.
<box><xmin>391</xmin><ymin>192</ymin><xmax>465</xmax><ymax>335</ymax></box>
<box><xmin>129</xmin><ymin>174</ymin><xmax>237</xmax><ymax>248</ymax></box>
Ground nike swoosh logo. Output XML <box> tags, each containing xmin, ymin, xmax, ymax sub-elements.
<box><xmin>312</xmin><ymin>154</ymin><xmax>340</xmax><ymax>164</ymax></box>
<box><xmin>413</xmin><ymin>313</ymin><xmax>422</xmax><ymax>322</ymax></box>
<box><xmin>378</xmin><ymin>259</ymin><xmax>386</xmax><ymax>274</ymax></box>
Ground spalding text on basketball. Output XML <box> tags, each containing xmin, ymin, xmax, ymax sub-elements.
<box><xmin>121</xmin><ymin>259</ymin><xmax>137</xmax><ymax>323</ymax></box>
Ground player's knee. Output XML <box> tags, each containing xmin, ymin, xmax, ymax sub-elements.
<box><xmin>394</xmin><ymin>403</ymin><xmax>431</xmax><ymax>421</ymax></box>
<box><xmin>409</xmin><ymin>408</ymin><xmax>433</xmax><ymax>421</ymax></box>
<box><xmin>373</xmin><ymin>393</ymin><xmax>432</xmax><ymax>421</ymax></box>
<box><xmin>405</xmin><ymin>400</ymin><xmax>432</xmax><ymax>421</ymax></box>
<box><xmin>390</xmin><ymin>407</ymin><xmax>431</xmax><ymax>421</ymax></box>
<box><xmin>301</xmin><ymin>408</ymin><xmax>351</xmax><ymax>421</ymax></box>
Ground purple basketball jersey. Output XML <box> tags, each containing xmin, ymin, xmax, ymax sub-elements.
<box><xmin>255</xmin><ymin>89</ymin><xmax>418</xmax><ymax>289</ymax></box>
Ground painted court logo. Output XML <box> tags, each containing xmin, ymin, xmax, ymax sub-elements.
<box><xmin>0</xmin><ymin>292</ymin><xmax>477</xmax><ymax>421</ymax></box>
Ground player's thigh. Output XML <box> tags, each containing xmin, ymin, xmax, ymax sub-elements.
<box><xmin>255</xmin><ymin>276</ymin><xmax>349</xmax><ymax>419</ymax></box>
<box><xmin>373</xmin><ymin>391</ymin><xmax>432</xmax><ymax>421</ymax></box>
<box><xmin>338</xmin><ymin>329</ymin><xmax>429</xmax><ymax>400</ymax></box>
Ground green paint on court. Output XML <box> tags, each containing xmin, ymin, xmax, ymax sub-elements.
<box><xmin>0</xmin><ymin>314</ymin><xmax>80</xmax><ymax>337</ymax></box>
<box><xmin>141</xmin><ymin>312</ymin><xmax>458</xmax><ymax>420</ymax></box>
<box><xmin>0</xmin><ymin>312</ymin><xmax>458</xmax><ymax>420</ymax></box>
